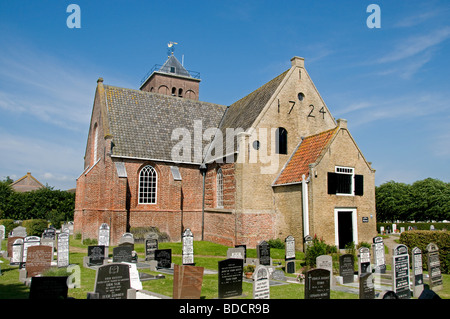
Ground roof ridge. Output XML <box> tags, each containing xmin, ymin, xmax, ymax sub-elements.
<box><xmin>104</xmin><ymin>84</ymin><xmax>226</xmax><ymax>108</ymax></box>
<box><xmin>229</xmin><ymin>69</ymin><xmax>289</xmax><ymax>107</ymax></box>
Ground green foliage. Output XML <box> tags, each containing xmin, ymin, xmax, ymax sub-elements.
<box><xmin>22</xmin><ymin>219</ymin><xmax>48</xmax><ymax>236</ymax></box>
<box><xmin>0</xmin><ymin>185</ymin><xmax>75</xmax><ymax>222</ymax></box>
<box><xmin>0</xmin><ymin>219</ymin><xmax>16</xmax><ymax>235</ymax></box>
<box><xmin>400</xmin><ymin>230</ymin><xmax>450</xmax><ymax>274</ymax></box>
<box><xmin>268</xmin><ymin>238</ymin><xmax>285</xmax><ymax>249</ymax></box>
<box><xmin>376</xmin><ymin>178</ymin><xmax>450</xmax><ymax>222</ymax></box>
<box><xmin>305</xmin><ymin>236</ymin><xmax>337</xmax><ymax>267</ymax></box>
<box><xmin>82</xmin><ymin>238</ymin><xmax>98</xmax><ymax>245</ymax></box>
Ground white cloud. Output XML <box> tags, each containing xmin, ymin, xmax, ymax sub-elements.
<box><xmin>377</xmin><ymin>27</ymin><xmax>450</xmax><ymax>64</ymax></box>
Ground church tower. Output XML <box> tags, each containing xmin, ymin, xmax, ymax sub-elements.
<box><xmin>139</xmin><ymin>43</ymin><xmax>201</xmax><ymax>100</ymax></box>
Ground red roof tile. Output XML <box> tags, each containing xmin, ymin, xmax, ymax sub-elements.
<box><xmin>274</xmin><ymin>127</ymin><xmax>337</xmax><ymax>185</ymax></box>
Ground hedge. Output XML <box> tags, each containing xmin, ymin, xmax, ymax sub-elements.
<box><xmin>377</xmin><ymin>222</ymin><xmax>449</xmax><ymax>233</ymax></box>
<box><xmin>21</xmin><ymin>219</ymin><xmax>48</xmax><ymax>236</ymax></box>
<box><xmin>399</xmin><ymin>230</ymin><xmax>450</xmax><ymax>274</ymax></box>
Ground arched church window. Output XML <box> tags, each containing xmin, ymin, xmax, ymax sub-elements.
<box><xmin>139</xmin><ymin>165</ymin><xmax>157</xmax><ymax>204</ymax></box>
<box><xmin>216</xmin><ymin>168</ymin><xmax>223</xmax><ymax>208</ymax></box>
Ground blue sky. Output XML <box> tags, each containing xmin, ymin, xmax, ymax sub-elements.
<box><xmin>0</xmin><ymin>0</ymin><xmax>449</xmax><ymax>190</ymax></box>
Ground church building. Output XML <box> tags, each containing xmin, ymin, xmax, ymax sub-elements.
<box><xmin>74</xmin><ymin>51</ymin><xmax>377</xmax><ymax>250</ymax></box>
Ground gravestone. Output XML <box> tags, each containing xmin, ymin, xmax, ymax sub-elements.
<box><xmin>11</xmin><ymin>238</ymin><xmax>24</xmax><ymax>265</ymax></box>
<box><xmin>426</xmin><ymin>243</ymin><xmax>443</xmax><ymax>291</ymax></box>
<box><xmin>40</xmin><ymin>238</ymin><xmax>55</xmax><ymax>260</ymax></box>
<box><xmin>125</xmin><ymin>262</ymin><xmax>142</xmax><ymax>291</ymax></box>
<box><xmin>0</xmin><ymin>224</ymin><xmax>5</xmax><ymax>238</ymax></box>
<box><xmin>29</xmin><ymin>276</ymin><xmax>69</xmax><ymax>299</ymax></box>
<box><xmin>173</xmin><ymin>264</ymin><xmax>204</xmax><ymax>299</ymax></box>
<box><xmin>271</xmin><ymin>269</ymin><xmax>285</xmax><ymax>281</ymax></box>
<box><xmin>42</xmin><ymin>228</ymin><xmax>56</xmax><ymax>240</ymax></box>
<box><xmin>227</xmin><ymin>247</ymin><xmax>245</xmax><ymax>260</ymax></box>
<box><xmin>304</xmin><ymin>235</ymin><xmax>313</xmax><ymax>252</ymax></box>
<box><xmin>94</xmin><ymin>263</ymin><xmax>131</xmax><ymax>299</ymax></box>
<box><xmin>119</xmin><ymin>232</ymin><xmax>134</xmax><ymax>249</ymax></box>
<box><xmin>155</xmin><ymin>249</ymin><xmax>172</xmax><ymax>269</ymax></box>
<box><xmin>339</xmin><ymin>254</ymin><xmax>354</xmax><ymax>284</ymax></box>
<box><xmin>392</xmin><ymin>244</ymin><xmax>411</xmax><ymax>299</ymax></box>
<box><xmin>113</xmin><ymin>246</ymin><xmax>133</xmax><ymax>263</ymax></box>
<box><xmin>358</xmin><ymin>247</ymin><xmax>371</xmax><ymax>275</ymax></box>
<box><xmin>316</xmin><ymin>255</ymin><xmax>334</xmax><ymax>286</ymax></box>
<box><xmin>145</xmin><ymin>233</ymin><xmax>158</xmax><ymax>261</ymax></box>
<box><xmin>253</xmin><ymin>265</ymin><xmax>270</xmax><ymax>299</ymax></box>
<box><xmin>257</xmin><ymin>240</ymin><xmax>270</xmax><ymax>266</ymax></box>
<box><xmin>26</xmin><ymin>245</ymin><xmax>53</xmax><ymax>277</ymax></box>
<box><xmin>182</xmin><ymin>228</ymin><xmax>194</xmax><ymax>265</ymax></box>
<box><xmin>235</xmin><ymin>245</ymin><xmax>247</xmax><ymax>260</ymax></box>
<box><xmin>412</xmin><ymin>247</ymin><xmax>424</xmax><ymax>297</ymax></box>
<box><xmin>372</xmin><ymin>236</ymin><xmax>386</xmax><ymax>273</ymax></box>
<box><xmin>7</xmin><ymin>236</ymin><xmax>24</xmax><ymax>258</ymax></box>
<box><xmin>57</xmin><ymin>232</ymin><xmax>70</xmax><ymax>267</ymax></box>
<box><xmin>305</xmin><ymin>268</ymin><xmax>330</xmax><ymax>299</ymax></box>
<box><xmin>218</xmin><ymin>258</ymin><xmax>243</xmax><ymax>299</ymax></box>
<box><xmin>22</xmin><ymin>236</ymin><xmax>40</xmax><ymax>262</ymax></box>
<box><xmin>11</xmin><ymin>226</ymin><xmax>27</xmax><ymax>238</ymax></box>
<box><xmin>285</xmin><ymin>235</ymin><xmax>295</xmax><ymax>274</ymax></box>
<box><xmin>359</xmin><ymin>273</ymin><xmax>375</xmax><ymax>299</ymax></box>
<box><xmin>98</xmin><ymin>223</ymin><xmax>110</xmax><ymax>247</ymax></box>
<box><xmin>88</xmin><ymin>245</ymin><xmax>106</xmax><ymax>266</ymax></box>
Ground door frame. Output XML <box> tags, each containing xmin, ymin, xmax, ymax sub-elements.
<box><xmin>334</xmin><ymin>208</ymin><xmax>358</xmax><ymax>249</ymax></box>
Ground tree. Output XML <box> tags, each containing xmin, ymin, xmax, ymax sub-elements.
<box><xmin>376</xmin><ymin>178</ymin><xmax>450</xmax><ymax>222</ymax></box>
<box><xmin>410</xmin><ymin>178</ymin><xmax>450</xmax><ymax>222</ymax></box>
<box><xmin>376</xmin><ymin>181</ymin><xmax>412</xmax><ymax>222</ymax></box>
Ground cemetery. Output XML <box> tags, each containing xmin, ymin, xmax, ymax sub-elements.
<box><xmin>0</xmin><ymin>222</ymin><xmax>449</xmax><ymax>300</ymax></box>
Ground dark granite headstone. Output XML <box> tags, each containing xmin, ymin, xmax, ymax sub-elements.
<box><xmin>42</xmin><ymin>228</ymin><xmax>56</xmax><ymax>240</ymax></box>
<box><xmin>392</xmin><ymin>244</ymin><xmax>411</xmax><ymax>299</ymax></box>
<box><xmin>305</xmin><ymin>268</ymin><xmax>330</xmax><ymax>299</ymax></box>
<box><xmin>218</xmin><ymin>258</ymin><xmax>243</xmax><ymax>299</ymax></box>
<box><xmin>426</xmin><ymin>243</ymin><xmax>443</xmax><ymax>290</ymax></box>
<box><xmin>29</xmin><ymin>276</ymin><xmax>69</xmax><ymax>299</ymax></box>
<box><xmin>419</xmin><ymin>288</ymin><xmax>441</xmax><ymax>299</ymax></box>
<box><xmin>145</xmin><ymin>233</ymin><xmax>158</xmax><ymax>261</ymax></box>
<box><xmin>285</xmin><ymin>235</ymin><xmax>295</xmax><ymax>274</ymax></box>
<box><xmin>257</xmin><ymin>241</ymin><xmax>270</xmax><ymax>266</ymax></box>
<box><xmin>113</xmin><ymin>246</ymin><xmax>133</xmax><ymax>263</ymax></box>
<box><xmin>173</xmin><ymin>264</ymin><xmax>204</xmax><ymax>299</ymax></box>
<box><xmin>359</xmin><ymin>273</ymin><xmax>375</xmax><ymax>299</ymax></box>
<box><xmin>339</xmin><ymin>254</ymin><xmax>354</xmax><ymax>284</ymax></box>
<box><xmin>412</xmin><ymin>247</ymin><xmax>424</xmax><ymax>297</ymax></box>
<box><xmin>88</xmin><ymin>245</ymin><xmax>105</xmax><ymax>266</ymax></box>
<box><xmin>358</xmin><ymin>247</ymin><xmax>371</xmax><ymax>275</ymax></box>
<box><xmin>155</xmin><ymin>249</ymin><xmax>172</xmax><ymax>268</ymax></box>
<box><xmin>94</xmin><ymin>263</ymin><xmax>131</xmax><ymax>299</ymax></box>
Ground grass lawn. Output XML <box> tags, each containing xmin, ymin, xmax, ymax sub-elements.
<box><xmin>0</xmin><ymin>238</ymin><xmax>449</xmax><ymax>299</ymax></box>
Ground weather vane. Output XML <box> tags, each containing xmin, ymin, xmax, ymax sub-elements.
<box><xmin>167</xmin><ymin>41</ymin><xmax>178</xmax><ymax>56</ymax></box>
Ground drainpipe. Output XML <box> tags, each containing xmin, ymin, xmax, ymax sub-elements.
<box><xmin>199</xmin><ymin>163</ymin><xmax>207</xmax><ymax>241</ymax></box>
<box><xmin>302</xmin><ymin>174</ymin><xmax>309</xmax><ymax>238</ymax></box>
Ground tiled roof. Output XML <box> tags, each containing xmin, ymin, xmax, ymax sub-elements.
<box><xmin>204</xmin><ymin>70</ymin><xmax>289</xmax><ymax>162</ymax></box>
<box><xmin>104</xmin><ymin>85</ymin><xmax>227</xmax><ymax>164</ymax></box>
<box><xmin>273</xmin><ymin>127</ymin><xmax>338</xmax><ymax>185</ymax></box>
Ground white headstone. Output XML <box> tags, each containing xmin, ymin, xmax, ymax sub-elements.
<box><xmin>253</xmin><ymin>265</ymin><xmax>270</xmax><ymax>299</ymax></box>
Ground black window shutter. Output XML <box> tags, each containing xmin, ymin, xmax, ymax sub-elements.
<box><xmin>328</xmin><ymin>172</ymin><xmax>337</xmax><ymax>194</ymax></box>
<box><xmin>354</xmin><ymin>174</ymin><xmax>364</xmax><ymax>196</ymax></box>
